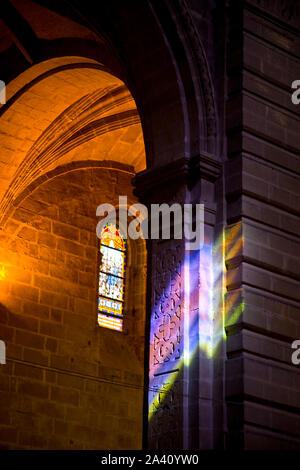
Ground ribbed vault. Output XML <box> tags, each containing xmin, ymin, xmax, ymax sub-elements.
<box><xmin>0</xmin><ymin>57</ymin><xmax>146</xmax><ymax>225</ymax></box>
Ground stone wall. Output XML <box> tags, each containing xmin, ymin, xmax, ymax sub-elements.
<box><xmin>0</xmin><ymin>166</ymin><xmax>146</xmax><ymax>449</ymax></box>
<box><xmin>225</xmin><ymin>0</ymin><xmax>300</xmax><ymax>449</ymax></box>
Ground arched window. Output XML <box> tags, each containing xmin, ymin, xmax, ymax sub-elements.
<box><xmin>98</xmin><ymin>223</ymin><xmax>127</xmax><ymax>332</ymax></box>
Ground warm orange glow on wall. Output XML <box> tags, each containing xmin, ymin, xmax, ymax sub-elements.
<box><xmin>225</xmin><ymin>221</ymin><xmax>243</xmax><ymax>261</ymax></box>
<box><xmin>0</xmin><ymin>265</ymin><xmax>6</xmax><ymax>280</ymax></box>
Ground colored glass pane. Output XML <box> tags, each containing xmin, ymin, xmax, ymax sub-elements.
<box><xmin>98</xmin><ymin>223</ymin><xmax>126</xmax><ymax>331</ymax></box>
<box><xmin>99</xmin><ymin>272</ymin><xmax>123</xmax><ymax>302</ymax></box>
<box><xmin>100</xmin><ymin>223</ymin><xmax>126</xmax><ymax>251</ymax></box>
<box><xmin>100</xmin><ymin>244</ymin><xmax>125</xmax><ymax>277</ymax></box>
<box><xmin>98</xmin><ymin>313</ymin><xmax>123</xmax><ymax>332</ymax></box>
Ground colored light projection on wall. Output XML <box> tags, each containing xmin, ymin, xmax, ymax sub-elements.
<box><xmin>98</xmin><ymin>223</ymin><xmax>126</xmax><ymax>332</ymax></box>
<box><xmin>148</xmin><ymin>223</ymin><xmax>244</xmax><ymax>422</ymax></box>
<box><xmin>148</xmin><ymin>242</ymin><xmax>214</xmax><ymax>422</ymax></box>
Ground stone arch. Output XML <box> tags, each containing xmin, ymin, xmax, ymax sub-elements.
<box><xmin>147</xmin><ymin>0</ymin><xmax>218</xmax><ymax>156</ymax></box>
<box><xmin>0</xmin><ymin>26</ymin><xmax>149</xmax><ymax>448</ymax></box>
<box><xmin>167</xmin><ymin>0</ymin><xmax>218</xmax><ymax>153</ymax></box>
<box><xmin>0</xmin><ymin>0</ymin><xmax>222</xmax><ymax>450</ymax></box>
<box><xmin>0</xmin><ymin>57</ymin><xmax>146</xmax><ymax>225</ymax></box>
<box><xmin>1</xmin><ymin>0</ymin><xmax>219</xmax><ymax>168</ymax></box>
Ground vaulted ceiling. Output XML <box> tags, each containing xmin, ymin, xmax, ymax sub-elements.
<box><xmin>0</xmin><ymin>1</ymin><xmax>146</xmax><ymax>225</ymax></box>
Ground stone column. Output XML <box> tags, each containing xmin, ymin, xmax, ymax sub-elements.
<box><xmin>133</xmin><ymin>153</ymin><xmax>221</xmax><ymax>449</ymax></box>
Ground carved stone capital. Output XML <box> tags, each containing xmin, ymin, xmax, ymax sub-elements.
<box><xmin>133</xmin><ymin>152</ymin><xmax>221</xmax><ymax>201</ymax></box>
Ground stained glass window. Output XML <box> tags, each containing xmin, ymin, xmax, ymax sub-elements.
<box><xmin>98</xmin><ymin>223</ymin><xmax>126</xmax><ymax>332</ymax></box>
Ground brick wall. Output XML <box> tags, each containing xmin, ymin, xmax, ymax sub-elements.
<box><xmin>0</xmin><ymin>166</ymin><xmax>146</xmax><ymax>449</ymax></box>
<box><xmin>225</xmin><ymin>1</ymin><xmax>300</xmax><ymax>449</ymax></box>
